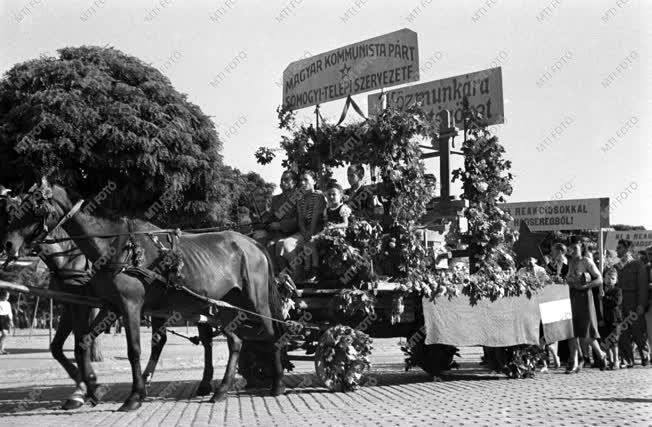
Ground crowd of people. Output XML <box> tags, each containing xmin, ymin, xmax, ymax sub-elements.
<box><xmin>539</xmin><ymin>239</ymin><xmax>650</xmax><ymax>373</ymax></box>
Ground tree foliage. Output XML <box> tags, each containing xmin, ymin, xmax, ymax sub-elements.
<box><xmin>0</xmin><ymin>46</ymin><xmax>266</xmax><ymax>227</ymax></box>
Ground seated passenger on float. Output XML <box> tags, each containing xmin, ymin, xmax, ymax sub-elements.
<box><xmin>297</xmin><ymin>171</ymin><xmax>326</xmax><ymax>281</ymax></box>
<box><xmin>254</xmin><ymin>170</ymin><xmax>301</xmax><ymax>273</ymax></box>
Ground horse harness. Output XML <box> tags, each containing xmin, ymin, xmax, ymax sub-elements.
<box><xmin>8</xmin><ymin>197</ymin><xmax>294</xmax><ymax>326</ymax></box>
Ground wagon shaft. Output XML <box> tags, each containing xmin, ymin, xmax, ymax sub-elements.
<box><xmin>0</xmin><ymin>280</ymin><xmax>105</xmax><ymax>308</ymax></box>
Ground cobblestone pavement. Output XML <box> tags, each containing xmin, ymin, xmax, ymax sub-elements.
<box><xmin>0</xmin><ymin>329</ymin><xmax>650</xmax><ymax>426</ymax></box>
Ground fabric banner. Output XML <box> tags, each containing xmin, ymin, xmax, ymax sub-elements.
<box><xmin>537</xmin><ymin>285</ymin><xmax>574</xmax><ymax>343</ymax></box>
<box><xmin>423</xmin><ymin>285</ymin><xmax>573</xmax><ymax>347</ymax></box>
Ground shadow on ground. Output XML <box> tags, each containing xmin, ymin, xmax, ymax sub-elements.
<box><xmin>0</xmin><ymin>364</ymin><xmax>504</xmax><ymax>415</ymax></box>
<box><xmin>550</xmin><ymin>397</ymin><xmax>652</xmax><ymax>404</ymax></box>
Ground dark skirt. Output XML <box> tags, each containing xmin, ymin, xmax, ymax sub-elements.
<box><xmin>570</xmin><ymin>288</ymin><xmax>600</xmax><ymax>339</ymax></box>
<box><xmin>0</xmin><ymin>315</ymin><xmax>10</xmax><ymax>330</ymax></box>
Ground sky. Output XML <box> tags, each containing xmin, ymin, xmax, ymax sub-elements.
<box><xmin>1</xmin><ymin>0</ymin><xmax>650</xmax><ymax>227</ymax></box>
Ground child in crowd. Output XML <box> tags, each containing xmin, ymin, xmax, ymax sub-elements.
<box><xmin>0</xmin><ymin>290</ymin><xmax>13</xmax><ymax>355</ymax></box>
<box><xmin>602</xmin><ymin>267</ymin><xmax>623</xmax><ymax>369</ymax></box>
<box><xmin>297</xmin><ymin>171</ymin><xmax>326</xmax><ymax>281</ymax></box>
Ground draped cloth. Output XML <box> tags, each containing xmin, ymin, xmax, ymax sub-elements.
<box><xmin>423</xmin><ymin>285</ymin><xmax>573</xmax><ymax>347</ymax></box>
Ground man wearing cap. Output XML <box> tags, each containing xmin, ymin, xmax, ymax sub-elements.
<box><xmin>615</xmin><ymin>239</ymin><xmax>649</xmax><ymax>366</ymax></box>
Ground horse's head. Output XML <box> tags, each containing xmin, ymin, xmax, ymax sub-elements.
<box><xmin>1</xmin><ymin>177</ymin><xmax>73</xmax><ymax>258</ymax></box>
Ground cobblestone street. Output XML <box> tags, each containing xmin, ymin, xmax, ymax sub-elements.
<box><xmin>0</xmin><ymin>329</ymin><xmax>650</xmax><ymax>426</ymax></box>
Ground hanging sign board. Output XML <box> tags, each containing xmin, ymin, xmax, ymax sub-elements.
<box><xmin>282</xmin><ymin>28</ymin><xmax>419</xmax><ymax>110</ymax></box>
<box><xmin>500</xmin><ymin>198</ymin><xmax>610</xmax><ymax>231</ymax></box>
<box><xmin>368</xmin><ymin>67</ymin><xmax>504</xmax><ymax>126</ymax></box>
<box><xmin>603</xmin><ymin>230</ymin><xmax>652</xmax><ymax>252</ymax></box>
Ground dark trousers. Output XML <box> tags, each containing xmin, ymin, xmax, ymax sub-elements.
<box><xmin>618</xmin><ymin>306</ymin><xmax>649</xmax><ymax>362</ymax></box>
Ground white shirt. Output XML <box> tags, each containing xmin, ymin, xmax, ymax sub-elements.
<box><xmin>0</xmin><ymin>300</ymin><xmax>12</xmax><ymax>318</ymax></box>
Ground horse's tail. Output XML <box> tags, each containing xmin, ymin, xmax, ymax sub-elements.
<box><xmin>257</xmin><ymin>243</ymin><xmax>287</xmax><ymax>339</ymax></box>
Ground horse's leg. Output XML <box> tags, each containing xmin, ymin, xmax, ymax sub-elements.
<box><xmin>142</xmin><ymin>316</ymin><xmax>167</xmax><ymax>387</ymax></box>
<box><xmin>52</xmin><ymin>304</ymin><xmax>84</xmax><ymax>410</ymax></box>
<box><xmin>196</xmin><ymin>323</ymin><xmax>214</xmax><ymax>396</ymax></box>
<box><xmin>209</xmin><ymin>329</ymin><xmax>242</xmax><ymax>403</ymax></box>
<box><xmin>262</xmin><ymin>317</ymin><xmax>285</xmax><ymax>397</ymax></box>
<box><xmin>76</xmin><ymin>307</ymin><xmax>115</xmax><ymax>405</ymax></box>
<box><xmin>117</xmin><ymin>301</ymin><xmax>147</xmax><ymax>412</ymax></box>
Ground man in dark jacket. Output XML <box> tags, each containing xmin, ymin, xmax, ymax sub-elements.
<box><xmin>615</xmin><ymin>239</ymin><xmax>649</xmax><ymax>366</ymax></box>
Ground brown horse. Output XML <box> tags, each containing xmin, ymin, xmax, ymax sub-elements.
<box><xmin>1</xmin><ymin>180</ymin><xmax>286</xmax><ymax>411</ymax></box>
<box><xmin>0</xmin><ymin>197</ymin><xmax>219</xmax><ymax>408</ymax></box>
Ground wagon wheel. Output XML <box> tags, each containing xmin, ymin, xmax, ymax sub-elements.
<box><xmin>404</xmin><ymin>329</ymin><xmax>459</xmax><ymax>379</ymax></box>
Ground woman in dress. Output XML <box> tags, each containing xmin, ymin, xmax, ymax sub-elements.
<box><xmin>565</xmin><ymin>241</ymin><xmax>607</xmax><ymax>373</ymax></box>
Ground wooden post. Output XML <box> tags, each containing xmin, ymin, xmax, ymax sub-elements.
<box><xmin>29</xmin><ymin>295</ymin><xmax>39</xmax><ymax>339</ymax></box>
<box><xmin>598</xmin><ymin>228</ymin><xmax>605</xmax><ymax>273</ymax></box>
<box><xmin>434</xmin><ymin>110</ymin><xmax>458</xmax><ymax>200</ymax></box>
<box><xmin>438</xmin><ymin>133</ymin><xmax>451</xmax><ymax>200</ymax></box>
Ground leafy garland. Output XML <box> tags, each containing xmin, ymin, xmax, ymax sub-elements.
<box><xmin>329</xmin><ymin>288</ymin><xmax>376</xmax><ymax>323</ymax></box>
<box><xmin>502</xmin><ymin>345</ymin><xmax>545</xmax><ymax>379</ymax></box>
<box><xmin>447</xmin><ymin>119</ymin><xmax>549</xmax><ymax>304</ymax></box>
<box><xmin>256</xmin><ymin>105</ymin><xmax>444</xmax><ymax>298</ymax></box>
<box><xmin>256</xmin><ymin>105</ymin><xmax>546</xmax><ymax>305</ymax></box>
<box><xmin>314</xmin><ymin>218</ymin><xmax>382</xmax><ymax>285</ymax></box>
<box><xmin>314</xmin><ymin>325</ymin><xmax>373</xmax><ymax>392</ymax></box>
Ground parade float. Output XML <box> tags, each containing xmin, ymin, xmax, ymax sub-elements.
<box><xmin>0</xmin><ymin>30</ymin><xmax>593</xmax><ymax>407</ymax></box>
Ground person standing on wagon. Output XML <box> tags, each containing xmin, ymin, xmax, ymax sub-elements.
<box><xmin>345</xmin><ymin>165</ymin><xmax>375</xmax><ymax>219</ymax></box>
<box><xmin>297</xmin><ymin>171</ymin><xmax>326</xmax><ymax>281</ymax></box>
<box><xmin>0</xmin><ymin>290</ymin><xmax>14</xmax><ymax>355</ymax></box>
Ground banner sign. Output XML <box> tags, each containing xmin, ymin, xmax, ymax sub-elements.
<box><xmin>282</xmin><ymin>29</ymin><xmax>419</xmax><ymax>110</ymax></box>
<box><xmin>368</xmin><ymin>67</ymin><xmax>504</xmax><ymax>126</ymax></box>
<box><xmin>422</xmin><ymin>285</ymin><xmax>572</xmax><ymax>347</ymax></box>
<box><xmin>604</xmin><ymin>230</ymin><xmax>652</xmax><ymax>252</ymax></box>
<box><xmin>500</xmin><ymin>198</ymin><xmax>609</xmax><ymax>231</ymax></box>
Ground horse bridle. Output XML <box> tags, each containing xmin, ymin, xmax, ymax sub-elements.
<box><xmin>24</xmin><ymin>197</ymin><xmax>85</xmax><ymax>247</ymax></box>
<box><xmin>1</xmin><ymin>196</ymin><xmax>85</xmax><ymax>271</ymax></box>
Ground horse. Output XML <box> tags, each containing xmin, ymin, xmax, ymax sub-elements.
<box><xmin>1</xmin><ymin>179</ymin><xmax>286</xmax><ymax>411</ymax></box>
<box><xmin>0</xmin><ymin>192</ymin><xmax>220</xmax><ymax>409</ymax></box>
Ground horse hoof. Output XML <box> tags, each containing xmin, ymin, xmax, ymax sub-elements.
<box><xmin>61</xmin><ymin>399</ymin><xmax>84</xmax><ymax>410</ymax></box>
<box><xmin>117</xmin><ymin>398</ymin><xmax>142</xmax><ymax>412</ymax></box>
<box><xmin>196</xmin><ymin>382</ymin><xmax>212</xmax><ymax>396</ymax></box>
<box><xmin>270</xmin><ymin>384</ymin><xmax>286</xmax><ymax>396</ymax></box>
<box><xmin>208</xmin><ymin>392</ymin><xmax>228</xmax><ymax>403</ymax></box>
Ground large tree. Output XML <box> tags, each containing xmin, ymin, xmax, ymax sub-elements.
<box><xmin>0</xmin><ymin>45</ymin><xmax>262</xmax><ymax>226</ymax></box>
